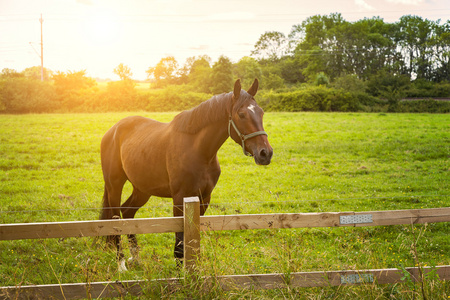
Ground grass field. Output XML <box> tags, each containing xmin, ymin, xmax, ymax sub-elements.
<box><xmin>0</xmin><ymin>112</ymin><xmax>449</xmax><ymax>298</ymax></box>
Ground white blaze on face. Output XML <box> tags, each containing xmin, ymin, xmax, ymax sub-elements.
<box><xmin>248</xmin><ymin>104</ymin><xmax>256</xmax><ymax>114</ymax></box>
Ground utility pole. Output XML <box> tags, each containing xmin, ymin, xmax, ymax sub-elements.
<box><xmin>39</xmin><ymin>14</ymin><xmax>44</xmax><ymax>81</ymax></box>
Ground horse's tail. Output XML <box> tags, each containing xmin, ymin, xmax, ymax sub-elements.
<box><xmin>94</xmin><ymin>186</ymin><xmax>115</xmax><ymax>247</ymax></box>
<box><xmin>100</xmin><ymin>186</ymin><xmax>111</xmax><ymax>220</ymax></box>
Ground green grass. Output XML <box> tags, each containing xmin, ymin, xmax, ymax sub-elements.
<box><xmin>0</xmin><ymin>112</ymin><xmax>449</xmax><ymax>298</ymax></box>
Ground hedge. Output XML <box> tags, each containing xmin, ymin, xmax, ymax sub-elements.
<box><xmin>1</xmin><ymin>78</ymin><xmax>448</xmax><ymax>114</ymax></box>
<box><xmin>258</xmin><ymin>86</ymin><xmax>360</xmax><ymax>112</ymax></box>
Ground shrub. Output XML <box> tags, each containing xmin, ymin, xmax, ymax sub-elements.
<box><xmin>408</xmin><ymin>80</ymin><xmax>450</xmax><ymax>98</ymax></box>
<box><xmin>143</xmin><ymin>85</ymin><xmax>212</xmax><ymax>112</ymax></box>
<box><xmin>397</xmin><ymin>100</ymin><xmax>450</xmax><ymax>113</ymax></box>
<box><xmin>332</xmin><ymin>74</ymin><xmax>366</xmax><ymax>93</ymax></box>
<box><xmin>52</xmin><ymin>70</ymin><xmax>98</xmax><ymax>112</ymax></box>
<box><xmin>100</xmin><ymin>80</ymin><xmax>138</xmax><ymax>111</ymax></box>
<box><xmin>366</xmin><ymin>71</ymin><xmax>411</xmax><ymax>98</ymax></box>
<box><xmin>258</xmin><ymin>86</ymin><xmax>360</xmax><ymax>112</ymax></box>
<box><xmin>0</xmin><ymin>78</ymin><xmax>56</xmax><ymax>113</ymax></box>
<box><xmin>356</xmin><ymin>92</ymin><xmax>388</xmax><ymax>112</ymax></box>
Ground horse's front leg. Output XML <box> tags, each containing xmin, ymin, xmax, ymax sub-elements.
<box><xmin>121</xmin><ymin>189</ymin><xmax>150</xmax><ymax>269</ymax></box>
<box><xmin>173</xmin><ymin>196</ymin><xmax>184</xmax><ymax>267</ymax></box>
<box><xmin>174</xmin><ymin>232</ymin><xmax>184</xmax><ymax>268</ymax></box>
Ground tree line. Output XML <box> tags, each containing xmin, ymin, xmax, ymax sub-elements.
<box><xmin>1</xmin><ymin>14</ymin><xmax>449</xmax><ymax>114</ymax></box>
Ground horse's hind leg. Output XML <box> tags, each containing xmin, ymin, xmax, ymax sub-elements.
<box><xmin>101</xmin><ymin>179</ymin><xmax>128</xmax><ymax>271</ymax></box>
<box><xmin>121</xmin><ymin>187</ymin><xmax>150</xmax><ymax>267</ymax></box>
<box><xmin>101</xmin><ymin>176</ymin><xmax>126</xmax><ymax>233</ymax></box>
<box><xmin>100</xmin><ymin>155</ymin><xmax>128</xmax><ymax>271</ymax></box>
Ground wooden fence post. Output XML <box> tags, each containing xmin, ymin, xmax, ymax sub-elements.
<box><xmin>183</xmin><ymin>197</ymin><xmax>200</xmax><ymax>271</ymax></box>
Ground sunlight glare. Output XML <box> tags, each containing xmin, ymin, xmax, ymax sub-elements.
<box><xmin>82</xmin><ymin>9</ymin><xmax>120</xmax><ymax>48</ymax></box>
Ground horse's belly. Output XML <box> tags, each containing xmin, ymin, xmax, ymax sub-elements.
<box><xmin>142</xmin><ymin>186</ymin><xmax>172</xmax><ymax>198</ymax></box>
<box><xmin>123</xmin><ymin>158</ymin><xmax>171</xmax><ymax>196</ymax></box>
<box><xmin>121</xmin><ymin>144</ymin><xmax>172</xmax><ymax>197</ymax></box>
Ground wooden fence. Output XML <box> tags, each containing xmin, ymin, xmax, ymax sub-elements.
<box><xmin>1</xmin><ymin>198</ymin><xmax>450</xmax><ymax>299</ymax></box>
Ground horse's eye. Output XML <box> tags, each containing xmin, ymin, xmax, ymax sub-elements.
<box><xmin>238</xmin><ymin>112</ymin><xmax>245</xmax><ymax>119</ymax></box>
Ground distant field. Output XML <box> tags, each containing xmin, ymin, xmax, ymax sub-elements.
<box><xmin>0</xmin><ymin>112</ymin><xmax>449</xmax><ymax>298</ymax></box>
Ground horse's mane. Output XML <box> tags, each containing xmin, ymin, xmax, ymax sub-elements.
<box><xmin>171</xmin><ymin>90</ymin><xmax>250</xmax><ymax>134</ymax></box>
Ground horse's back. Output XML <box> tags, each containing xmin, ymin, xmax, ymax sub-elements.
<box><xmin>106</xmin><ymin>115</ymin><xmax>163</xmax><ymax>135</ymax></box>
<box><xmin>102</xmin><ymin>116</ymin><xmax>167</xmax><ymax>147</ymax></box>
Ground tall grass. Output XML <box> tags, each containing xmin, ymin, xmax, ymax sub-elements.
<box><xmin>0</xmin><ymin>112</ymin><xmax>449</xmax><ymax>298</ymax></box>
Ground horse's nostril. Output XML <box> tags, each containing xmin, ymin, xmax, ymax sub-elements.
<box><xmin>260</xmin><ymin>149</ymin><xmax>267</xmax><ymax>157</ymax></box>
<box><xmin>255</xmin><ymin>148</ymin><xmax>273</xmax><ymax>165</ymax></box>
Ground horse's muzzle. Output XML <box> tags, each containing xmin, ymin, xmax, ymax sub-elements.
<box><xmin>254</xmin><ymin>147</ymin><xmax>273</xmax><ymax>165</ymax></box>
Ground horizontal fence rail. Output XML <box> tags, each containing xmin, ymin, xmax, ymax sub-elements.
<box><xmin>202</xmin><ymin>207</ymin><xmax>450</xmax><ymax>231</ymax></box>
<box><xmin>1</xmin><ymin>207</ymin><xmax>450</xmax><ymax>241</ymax></box>
<box><xmin>2</xmin><ymin>266</ymin><xmax>450</xmax><ymax>299</ymax></box>
<box><xmin>0</xmin><ymin>217</ymin><xmax>183</xmax><ymax>240</ymax></box>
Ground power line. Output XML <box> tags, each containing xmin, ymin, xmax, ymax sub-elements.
<box><xmin>39</xmin><ymin>13</ymin><xmax>44</xmax><ymax>81</ymax></box>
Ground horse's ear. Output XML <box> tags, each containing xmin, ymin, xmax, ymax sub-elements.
<box><xmin>233</xmin><ymin>79</ymin><xmax>241</xmax><ymax>102</ymax></box>
<box><xmin>247</xmin><ymin>78</ymin><xmax>259</xmax><ymax>97</ymax></box>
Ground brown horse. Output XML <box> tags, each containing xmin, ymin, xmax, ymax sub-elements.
<box><xmin>100</xmin><ymin>79</ymin><xmax>273</xmax><ymax>271</ymax></box>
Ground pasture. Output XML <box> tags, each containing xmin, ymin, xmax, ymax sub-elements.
<box><xmin>0</xmin><ymin>112</ymin><xmax>449</xmax><ymax>298</ymax></box>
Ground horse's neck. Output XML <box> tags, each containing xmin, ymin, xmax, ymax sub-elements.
<box><xmin>196</xmin><ymin>118</ymin><xmax>229</xmax><ymax>160</ymax></box>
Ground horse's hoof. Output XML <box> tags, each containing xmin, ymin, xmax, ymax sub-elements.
<box><xmin>118</xmin><ymin>259</ymin><xmax>128</xmax><ymax>272</ymax></box>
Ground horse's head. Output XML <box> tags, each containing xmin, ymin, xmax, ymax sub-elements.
<box><xmin>229</xmin><ymin>79</ymin><xmax>273</xmax><ymax>165</ymax></box>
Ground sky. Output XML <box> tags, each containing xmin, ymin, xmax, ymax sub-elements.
<box><xmin>1</xmin><ymin>0</ymin><xmax>449</xmax><ymax>81</ymax></box>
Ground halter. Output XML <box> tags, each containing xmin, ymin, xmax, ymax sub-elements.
<box><xmin>228</xmin><ymin>114</ymin><xmax>268</xmax><ymax>156</ymax></box>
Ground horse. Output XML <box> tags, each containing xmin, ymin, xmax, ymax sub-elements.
<box><xmin>100</xmin><ymin>79</ymin><xmax>273</xmax><ymax>271</ymax></box>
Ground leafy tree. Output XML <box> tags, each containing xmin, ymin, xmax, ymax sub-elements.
<box><xmin>113</xmin><ymin>63</ymin><xmax>133</xmax><ymax>81</ymax></box>
<box><xmin>234</xmin><ymin>56</ymin><xmax>262</xmax><ymax>88</ymax></box>
<box><xmin>256</xmin><ymin>58</ymin><xmax>286</xmax><ymax>90</ymax></box>
<box><xmin>332</xmin><ymin>74</ymin><xmax>366</xmax><ymax>93</ymax></box>
<box><xmin>210</xmin><ymin>56</ymin><xmax>234</xmax><ymax>94</ymax></box>
<box><xmin>340</xmin><ymin>17</ymin><xmax>398</xmax><ymax>79</ymax></box>
<box><xmin>251</xmin><ymin>31</ymin><xmax>289</xmax><ymax>61</ymax></box>
<box><xmin>183</xmin><ymin>55</ymin><xmax>211</xmax><ymax>75</ymax></box>
<box><xmin>314</xmin><ymin>72</ymin><xmax>329</xmax><ymax>86</ymax></box>
<box><xmin>182</xmin><ymin>55</ymin><xmax>212</xmax><ymax>93</ymax></box>
<box><xmin>296</xmin><ymin>46</ymin><xmax>327</xmax><ymax>82</ymax></box>
<box><xmin>278</xmin><ymin>56</ymin><xmax>306</xmax><ymax>84</ymax></box>
<box><xmin>290</xmin><ymin>14</ymin><xmax>347</xmax><ymax>81</ymax></box>
<box><xmin>262</xmin><ymin>72</ymin><xmax>285</xmax><ymax>90</ymax></box>
<box><xmin>22</xmin><ymin>66</ymin><xmax>52</xmax><ymax>81</ymax></box>
<box><xmin>146</xmin><ymin>56</ymin><xmax>179</xmax><ymax>87</ymax></box>
<box><xmin>396</xmin><ymin>15</ymin><xmax>435</xmax><ymax>80</ymax></box>
<box><xmin>429</xmin><ymin>19</ymin><xmax>450</xmax><ymax>81</ymax></box>
<box><xmin>1</xmin><ymin>68</ymin><xmax>24</xmax><ymax>79</ymax></box>
<box><xmin>290</xmin><ymin>14</ymin><xmax>402</xmax><ymax>81</ymax></box>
